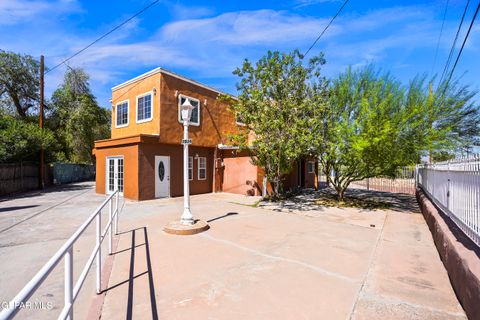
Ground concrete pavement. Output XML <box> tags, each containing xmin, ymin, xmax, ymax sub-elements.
<box><xmin>100</xmin><ymin>192</ymin><xmax>466</xmax><ymax>320</ymax></box>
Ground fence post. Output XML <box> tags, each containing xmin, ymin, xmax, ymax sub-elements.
<box><xmin>96</xmin><ymin>213</ymin><xmax>101</xmax><ymax>294</ymax></box>
<box><xmin>366</xmin><ymin>178</ymin><xmax>370</xmax><ymax>191</ymax></box>
<box><xmin>447</xmin><ymin>178</ymin><xmax>451</xmax><ymax>210</ymax></box>
<box><xmin>65</xmin><ymin>246</ymin><xmax>73</xmax><ymax>320</ymax></box>
<box><xmin>108</xmin><ymin>199</ymin><xmax>113</xmax><ymax>255</ymax></box>
<box><xmin>115</xmin><ymin>191</ymin><xmax>119</xmax><ymax>235</ymax></box>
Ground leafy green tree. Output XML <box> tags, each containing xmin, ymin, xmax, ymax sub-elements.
<box><xmin>0</xmin><ymin>114</ymin><xmax>56</xmax><ymax>163</ymax></box>
<box><xmin>0</xmin><ymin>50</ymin><xmax>40</xmax><ymax>118</ymax></box>
<box><xmin>50</xmin><ymin>68</ymin><xmax>110</xmax><ymax>163</ymax></box>
<box><xmin>408</xmin><ymin>76</ymin><xmax>480</xmax><ymax>159</ymax></box>
<box><xmin>313</xmin><ymin>66</ymin><xmax>418</xmax><ymax>200</ymax></box>
<box><xmin>230</xmin><ymin>50</ymin><xmax>326</xmax><ymax>198</ymax></box>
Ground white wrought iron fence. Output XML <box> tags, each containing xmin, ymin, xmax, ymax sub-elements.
<box><xmin>351</xmin><ymin>166</ymin><xmax>416</xmax><ymax>195</ymax></box>
<box><xmin>417</xmin><ymin>154</ymin><xmax>480</xmax><ymax>247</ymax></box>
<box><xmin>0</xmin><ymin>190</ymin><xmax>122</xmax><ymax>320</ymax></box>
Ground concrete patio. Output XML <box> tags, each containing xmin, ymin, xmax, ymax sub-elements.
<box><xmin>99</xmin><ymin>191</ymin><xmax>466</xmax><ymax>319</ymax></box>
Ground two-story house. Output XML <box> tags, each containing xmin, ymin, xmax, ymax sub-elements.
<box><xmin>93</xmin><ymin>67</ymin><xmax>318</xmax><ymax>200</ymax></box>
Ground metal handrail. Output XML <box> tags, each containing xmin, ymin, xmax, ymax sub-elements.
<box><xmin>0</xmin><ymin>190</ymin><xmax>122</xmax><ymax>320</ymax></box>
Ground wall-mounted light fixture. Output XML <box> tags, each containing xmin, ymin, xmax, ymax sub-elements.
<box><xmin>204</xmin><ymin>99</ymin><xmax>208</xmax><ymax>106</ymax></box>
<box><xmin>153</xmin><ymin>88</ymin><xmax>157</xmax><ymax>95</ymax></box>
<box><xmin>175</xmin><ymin>90</ymin><xmax>179</xmax><ymax>98</ymax></box>
<box><xmin>194</xmin><ymin>153</ymin><xmax>199</xmax><ymax>159</ymax></box>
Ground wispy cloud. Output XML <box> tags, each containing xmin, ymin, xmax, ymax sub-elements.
<box><xmin>0</xmin><ymin>0</ymin><xmax>82</xmax><ymax>25</ymax></box>
<box><xmin>294</xmin><ymin>0</ymin><xmax>340</xmax><ymax>9</ymax></box>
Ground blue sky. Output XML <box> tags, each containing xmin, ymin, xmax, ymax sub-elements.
<box><xmin>1</xmin><ymin>0</ymin><xmax>479</xmax><ymax>107</ymax></box>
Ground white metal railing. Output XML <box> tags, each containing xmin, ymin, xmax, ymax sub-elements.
<box><xmin>351</xmin><ymin>166</ymin><xmax>416</xmax><ymax>195</ymax></box>
<box><xmin>417</xmin><ymin>154</ymin><xmax>480</xmax><ymax>247</ymax></box>
<box><xmin>0</xmin><ymin>190</ymin><xmax>123</xmax><ymax>320</ymax></box>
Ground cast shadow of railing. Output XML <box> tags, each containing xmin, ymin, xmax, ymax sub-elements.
<box><xmin>104</xmin><ymin>227</ymin><xmax>158</xmax><ymax>320</ymax></box>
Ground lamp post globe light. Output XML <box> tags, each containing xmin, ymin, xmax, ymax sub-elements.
<box><xmin>180</xmin><ymin>98</ymin><xmax>194</xmax><ymax>225</ymax></box>
<box><xmin>163</xmin><ymin>98</ymin><xmax>209</xmax><ymax>235</ymax></box>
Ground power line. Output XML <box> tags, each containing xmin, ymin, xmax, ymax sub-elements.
<box><xmin>439</xmin><ymin>0</ymin><xmax>471</xmax><ymax>84</ymax></box>
<box><xmin>302</xmin><ymin>0</ymin><xmax>351</xmax><ymax>58</ymax></box>
<box><xmin>46</xmin><ymin>0</ymin><xmax>160</xmax><ymax>74</ymax></box>
<box><xmin>432</xmin><ymin>0</ymin><xmax>450</xmax><ymax>73</ymax></box>
<box><xmin>445</xmin><ymin>0</ymin><xmax>480</xmax><ymax>83</ymax></box>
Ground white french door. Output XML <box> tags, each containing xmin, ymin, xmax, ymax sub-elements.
<box><xmin>106</xmin><ymin>156</ymin><xmax>124</xmax><ymax>195</ymax></box>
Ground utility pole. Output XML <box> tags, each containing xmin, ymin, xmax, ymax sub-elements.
<box><xmin>39</xmin><ymin>55</ymin><xmax>45</xmax><ymax>189</ymax></box>
<box><xmin>429</xmin><ymin>82</ymin><xmax>433</xmax><ymax>164</ymax></box>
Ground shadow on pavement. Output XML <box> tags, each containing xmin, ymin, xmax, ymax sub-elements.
<box><xmin>0</xmin><ymin>205</ymin><xmax>39</xmax><ymax>212</ymax></box>
<box><xmin>207</xmin><ymin>212</ymin><xmax>239</xmax><ymax>223</ymax></box>
<box><xmin>0</xmin><ymin>182</ymin><xmax>93</xmax><ymax>203</ymax></box>
<box><xmin>260</xmin><ymin>186</ymin><xmax>420</xmax><ymax>214</ymax></box>
<box><xmin>105</xmin><ymin>227</ymin><xmax>158</xmax><ymax>320</ymax></box>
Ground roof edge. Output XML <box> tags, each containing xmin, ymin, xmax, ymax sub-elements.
<box><xmin>111</xmin><ymin>67</ymin><xmax>237</xmax><ymax>99</ymax></box>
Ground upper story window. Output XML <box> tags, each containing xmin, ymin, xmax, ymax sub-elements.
<box><xmin>136</xmin><ymin>92</ymin><xmax>153</xmax><ymax>123</ymax></box>
<box><xmin>178</xmin><ymin>94</ymin><xmax>200</xmax><ymax>126</ymax></box>
<box><xmin>116</xmin><ymin>100</ymin><xmax>129</xmax><ymax>128</ymax></box>
<box><xmin>235</xmin><ymin>113</ymin><xmax>246</xmax><ymax>126</ymax></box>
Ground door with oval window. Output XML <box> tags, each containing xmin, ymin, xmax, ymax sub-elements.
<box><xmin>155</xmin><ymin>156</ymin><xmax>170</xmax><ymax>198</ymax></box>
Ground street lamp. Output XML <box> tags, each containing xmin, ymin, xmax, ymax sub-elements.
<box><xmin>180</xmin><ymin>98</ymin><xmax>194</xmax><ymax>225</ymax></box>
<box><xmin>163</xmin><ymin>98</ymin><xmax>209</xmax><ymax>235</ymax></box>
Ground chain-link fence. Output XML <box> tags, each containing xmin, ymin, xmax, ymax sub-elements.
<box><xmin>52</xmin><ymin>163</ymin><xmax>95</xmax><ymax>185</ymax></box>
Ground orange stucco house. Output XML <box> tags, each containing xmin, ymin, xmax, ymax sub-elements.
<box><xmin>93</xmin><ymin>67</ymin><xmax>318</xmax><ymax>200</ymax></box>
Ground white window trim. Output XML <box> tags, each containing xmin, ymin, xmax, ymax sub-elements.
<box><xmin>235</xmin><ymin>112</ymin><xmax>246</xmax><ymax>126</ymax></box>
<box><xmin>106</xmin><ymin>155</ymin><xmax>124</xmax><ymax>195</ymax></box>
<box><xmin>188</xmin><ymin>156</ymin><xmax>193</xmax><ymax>181</ymax></box>
<box><xmin>135</xmin><ymin>91</ymin><xmax>154</xmax><ymax>124</ymax></box>
<box><xmin>197</xmin><ymin>157</ymin><xmax>207</xmax><ymax>180</ymax></box>
<box><xmin>178</xmin><ymin>94</ymin><xmax>201</xmax><ymax>126</ymax></box>
<box><xmin>115</xmin><ymin>100</ymin><xmax>129</xmax><ymax>128</ymax></box>
<box><xmin>307</xmin><ymin>161</ymin><xmax>315</xmax><ymax>173</ymax></box>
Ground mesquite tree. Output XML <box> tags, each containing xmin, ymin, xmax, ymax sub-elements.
<box><xmin>313</xmin><ymin>66</ymin><xmax>417</xmax><ymax>200</ymax></box>
<box><xmin>230</xmin><ymin>50</ymin><xmax>326</xmax><ymax>198</ymax></box>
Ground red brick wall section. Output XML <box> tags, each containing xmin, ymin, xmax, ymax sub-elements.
<box><xmin>416</xmin><ymin>189</ymin><xmax>480</xmax><ymax>320</ymax></box>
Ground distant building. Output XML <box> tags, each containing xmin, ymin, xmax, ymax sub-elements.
<box><xmin>93</xmin><ymin>67</ymin><xmax>318</xmax><ymax>200</ymax></box>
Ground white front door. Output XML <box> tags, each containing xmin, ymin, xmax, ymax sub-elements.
<box><xmin>106</xmin><ymin>156</ymin><xmax>124</xmax><ymax>195</ymax></box>
<box><xmin>155</xmin><ymin>156</ymin><xmax>170</xmax><ymax>198</ymax></box>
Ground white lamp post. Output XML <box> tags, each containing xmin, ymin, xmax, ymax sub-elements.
<box><xmin>163</xmin><ymin>98</ymin><xmax>209</xmax><ymax>235</ymax></box>
<box><xmin>180</xmin><ymin>98</ymin><xmax>194</xmax><ymax>225</ymax></box>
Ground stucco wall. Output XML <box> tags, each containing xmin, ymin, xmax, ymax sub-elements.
<box><xmin>158</xmin><ymin>73</ymin><xmax>241</xmax><ymax>147</ymax></box>
<box><xmin>111</xmin><ymin>73</ymin><xmax>161</xmax><ymax>139</ymax></box>
<box><xmin>221</xmin><ymin>156</ymin><xmax>260</xmax><ymax>196</ymax></box>
<box><xmin>95</xmin><ymin>144</ymin><xmax>139</xmax><ymax>200</ymax></box>
<box><xmin>138</xmin><ymin>143</ymin><xmax>214</xmax><ymax>199</ymax></box>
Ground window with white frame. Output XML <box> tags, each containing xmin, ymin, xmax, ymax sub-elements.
<box><xmin>198</xmin><ymin>157</ymin><xmax>206</xmax><ymax>180</ymax></box>
<box><xmin>235</xmin><ymin>112</ymin><xmax>246</xmax><ymax>126</ymax></box>
<box><xmin>188</xmin><ymin>156</ymin><xmax>193</xmax><ymax>180</ymax></box>
<box><xmin>307</xmin><ymin>161</ymin><xmax>315</xmax><ymax>174</ymax></box>
<box><xmin>136</xmin><ymin>92</ymin><xmax>152</xmax><ymax>123</ymax></box>
<box><xmin>116</xmin><ymin>101</ymin><xmax>129</xmax><ymax>127</ymax></box>
<box><xmin>178</xmin><ymin>95</ymin><xmax>200</xmax><ymax>126</ymax></box>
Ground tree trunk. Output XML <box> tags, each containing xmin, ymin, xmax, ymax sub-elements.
<box><xmin>11</xmin><ymin>92</ymin><xmax>27</xmax><ymax>119</ymax></box>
